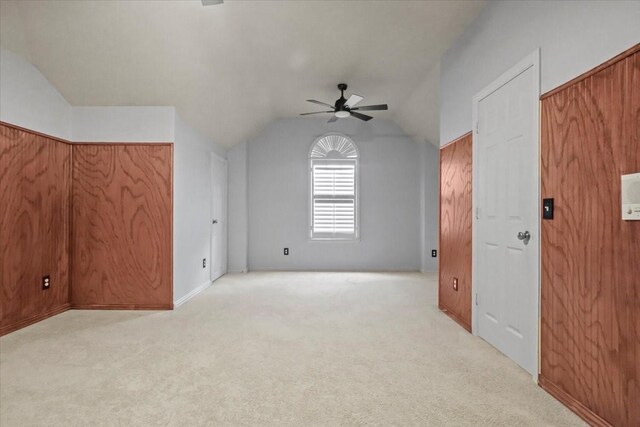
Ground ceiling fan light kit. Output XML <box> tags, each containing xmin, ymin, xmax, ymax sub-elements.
<box><xmin>301</xmin><ymin>83</ymin><xmax>388</xmax><ymax>122</ymax></box>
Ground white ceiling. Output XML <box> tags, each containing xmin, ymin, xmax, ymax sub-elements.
<box><xmin>0</xmin><ymin>0</ymin><xmax>485</xmax><ymax>148</ymax></box>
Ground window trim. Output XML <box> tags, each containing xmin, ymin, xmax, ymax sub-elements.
<box><xmin>308</xmin><ymin>133</ymin><xmax>359</xmax><ymax>241</ymax></box>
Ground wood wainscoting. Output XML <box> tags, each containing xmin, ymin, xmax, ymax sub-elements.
<box><xmin>540</xmin><ymin>44</ymin><xmax>640</xmax><ymax>427</ymax></box>
<box><xmin>0</xmin><ymin>124</ymin><xmax>72</xmax><ymax>335</ymax></box>
<box><xmin>438</xmin><ymin>132</ymin><xmax>473</xmax><ymax>332</ymax></box>
<box><xmin>0</xmin><ymin>122</ymin><xmax>174</xmax><ymax>336</ymax></box>
<box><xmin>71</xmin><ymin>144</ymin><xmax>173</xmax><ymax>309</ymax></box>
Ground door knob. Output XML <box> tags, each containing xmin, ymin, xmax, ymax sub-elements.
<box><xmin>517</xmin><ymin>230</ymin><xmax>530</xmax><ymax>243</ymax></box>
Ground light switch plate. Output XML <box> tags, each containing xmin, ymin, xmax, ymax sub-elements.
<box><xmin>622</xmin><ymin>173</ymin><xmax>640</xmax><ymax>220</ymax></box>
<box><xmin>542</xmin><ymin>198</ymin><xmax>554</xmax><ymax>220</ymax></box>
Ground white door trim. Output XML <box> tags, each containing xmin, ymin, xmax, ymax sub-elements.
<box><xmin>471</xmin><ymin>49</ymin><xmax>541</xmax><ymax>378</ymax></box>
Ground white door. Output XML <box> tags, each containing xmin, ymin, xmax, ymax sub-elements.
<box><xmin>472</xmin><ymin>50</ymin><xmax>540</xmax><ymax>376</ymax></box>
<box><xmin>210</xmin><ymin>153</ymin><xmax>227</xmax><ymax>282</ymax></box>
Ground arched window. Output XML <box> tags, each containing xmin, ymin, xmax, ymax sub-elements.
<box><xmin>309</xmin><ymin>134</ymin><xmax>358</xmax><ymax>240</ymax></box>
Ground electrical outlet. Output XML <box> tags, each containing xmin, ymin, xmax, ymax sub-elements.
<box><xmin>42</xmin><ymin>275</ymin><xmax>51</xmax><ymax>290</ymax></box>
<box><xmin>203</xmin><ymin>258</ymin><xmax>206</xmax><ymax>268</ymax></box>
<box><xmin>284</xmin><ymin>248</ymin><xmax>289</xmax><ymax>256</ymax></box>
<box><xmin>453</xmin><ymin>277</ymin><xmax>458</xmax><ymax>291</ymax></box>
<box><xmin>432</xmin><ymin>249</ymin><xmax>437</xmax><ymax>257</ymax></box>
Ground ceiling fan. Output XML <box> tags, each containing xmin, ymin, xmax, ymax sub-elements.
<box><xmin>300</xmin><ymin>83</ymin><xmax>388</xmax><ymax>122</ymax></box>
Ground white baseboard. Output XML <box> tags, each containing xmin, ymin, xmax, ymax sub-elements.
<box><xmin>173</xmin><ymin>280</ymin><xmax>213</xmax><ymax>308</ymax></box>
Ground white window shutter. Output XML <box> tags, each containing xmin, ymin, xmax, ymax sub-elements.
<box><xmin>312</xmin><ymin>164</ymin><xmax>355</xmax><ymax>196</ymax></box>
<box><xmin>309</xmin><ymin>135</ymin><xmax>358</xmax><ymax>240</ymax></box>
<box><xmin>313</xmin><ymin>199</ymin><xmax>355</xmax><ymax>234</ymax></box>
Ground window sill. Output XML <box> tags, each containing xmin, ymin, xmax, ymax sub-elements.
<box><xmin>309</xmin><ymin>236</ymin><xmax>360</xmax><ymax>242</ymax></box>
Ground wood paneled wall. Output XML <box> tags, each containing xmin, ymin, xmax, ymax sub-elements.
<box><xmin>438</xmin><ymin>132</ymin><xmax>472</xmax><ymax>332</ymax></box>
<box><xmin>0</xmin><ymin>124</ymin><xmax>72</xmax><ymax>335</ymax></box>
<box><xmin>1</xmin><ymin>122</ymin><xmax>174</xmax><ymax>335</ymax></box>
<box><xmin>540</xmin><ymin>45</ymin><xmax>640</xmax><ymax>427</ymax></box>
<box><xmin>71</xmin><ymin>144</ymin><xmax>173</xmax><ymax>309</ymax></box>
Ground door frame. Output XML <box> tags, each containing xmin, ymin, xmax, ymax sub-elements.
<box><xmin>210</xmin><ymin>151</ymin><xmax>228</xmax><ymax>282</ymax></box>
<box><xmin>471</xmin><ymin>49</ymin><xmax>540</xmax><ymax>378</ymax></box>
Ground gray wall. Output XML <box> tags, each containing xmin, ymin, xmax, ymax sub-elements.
<box><xmin>173</xmin><ymin>114</ymin><xmax>227</xmax><ymax>304</ymax></box>
<box><xmin>420</xmin><ymin>142</ymin><xmax>439</xmax><ymax>273</ymax></box>
<box><xmin>247</xmin><ymin>117</ymin><xmax>421</xmax><ymax>271</ymax></box>
<box><xmin>227</xmin><ymin>141</ymin><xmax>248</xmax><ymax>273</ymax></box>
<box><xmin>0</xmin><ymin>48</ymin><xmax>72</xmax><ymax>139</ymax></box>
<box><xmin>72</xmin><ymin>106</ymin><xmax>174</xmax><ymax>142</ymax></box>
<box><xmin>440</xmin><ymin>0</ymin><xmax>640</xmax><ymax>144</ymax></box>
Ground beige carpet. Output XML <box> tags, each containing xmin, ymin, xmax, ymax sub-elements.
<box><xmin>0</xmin><ymin>272</ymin><xmax>582</xmax><ymax>426</ymax></box>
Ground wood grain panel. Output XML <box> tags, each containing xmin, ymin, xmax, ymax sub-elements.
<box><xmin>0</xmin><ymin>123</ymin><xmax>71</xmax><ymax>336</ymax></box>
<box><xmin>540</xmin><ymin>49</ymin><xmax>640</xmax><ymax>427</ymax></box>
<box><xmin>629</xmin><ymin>47</ymin><xmax>640</xmax><ymax>427</ymax></box>
<box><xmin>438</xmin><ymin>132</ymin><xmax>472</xmax><ymax>332</ymax></box>
<box><xmin>71</xmin><ymin>144</ymin><xmax>173</xmax><ymax>308</ymax></box>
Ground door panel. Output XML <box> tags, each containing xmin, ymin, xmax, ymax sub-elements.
<box><xmin>210</xmin><ymin>153</ymin><xmax>227</xmax><ymax>282</ymax></box>
<box><xmin>474</xmin><ymin>55</ymin><xmax>539</xmax><ymax>376</ymax></box>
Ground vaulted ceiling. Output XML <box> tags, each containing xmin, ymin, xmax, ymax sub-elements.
<box><xmin>0</xmin><ymin>0</ymin><xmax>485</xmax><ymax>147</ymax></box>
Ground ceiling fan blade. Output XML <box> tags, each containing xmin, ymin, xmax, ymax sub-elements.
<box><xmin>350</xmin><ymin>111</ymin><xmax>373</xmax><ymax>121</ymax></box>
<box><xmin>351</xmin><ymin>104</ymin><xmax>388</xmax><ymax>111</ymax></box>
<box><xmin>345</xmin><ymin>94</ymin><xmax>364</xmax><ymax>108</ymax></box>
<box><xmin>307</xmin><ymin>99</ymin><xmax>335</xmax><ymax>109</ymax></box>
<box><xmin>300</xmin><ymin>111</ymin><xmax>334</xmax><ymax>116</ymax></box>
<box><xmin>328</xmin><ymin>115</ymin><xmax>338</xmax><ymax>123</ymax></box>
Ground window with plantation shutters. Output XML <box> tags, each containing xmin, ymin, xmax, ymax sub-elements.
<box><xmin>309</xmin><ymin>134</ymin><xmax>358</xmax><ymax>240</ymax></box>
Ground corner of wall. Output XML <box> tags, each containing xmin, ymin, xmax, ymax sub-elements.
<box><xmin>174</xmin><ymin>112</ymin><xmax>226</xmax><ymax>158</ymax></box>
<box><xmin>227</xmin><ymin>141</ymin><xmax>249</xmax><ymax>274</ymax></box>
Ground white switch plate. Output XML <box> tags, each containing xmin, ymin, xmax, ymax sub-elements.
<box><xmin>622</xmin><ymin>172</ymin><xmax>640</xmax><ymax>220</ymax></box>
